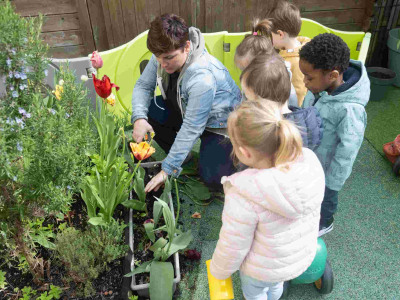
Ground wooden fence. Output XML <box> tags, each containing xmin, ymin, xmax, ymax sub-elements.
<box><xmin>11</xmin><ymin>0</ymin><xmax>375</xmax><ymax>58</ymax></box>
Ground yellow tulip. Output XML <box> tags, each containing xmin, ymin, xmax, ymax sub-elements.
<box><xmin>130</xmin><ymin>141</ymin><xmax>155</xmax><ymax>161</ymax></box>
<box><xmin>52</xmin><ymin>85</ymin><xmax>63</xmax><ymax>100</ymax></box>
<box><xmin>106</xmin><ymin>93</ymin><xmax>116</xmax><ymax>106</ymax></box>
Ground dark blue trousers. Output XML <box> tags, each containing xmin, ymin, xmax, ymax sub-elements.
<box><xmin>147</xmin><ymin>96</ymin><xmax>235</xmax><ymax>190</ymax></box>
<box><xmin>320</xmin><ymin>186</ymin><xmax>339</xmax><ymax>225</ymax></box>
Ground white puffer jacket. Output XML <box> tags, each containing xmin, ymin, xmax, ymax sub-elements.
<box><xmin>210</xmin><ymin>148</ymin><xmax>325</xmax><ymax>282</ymax></box>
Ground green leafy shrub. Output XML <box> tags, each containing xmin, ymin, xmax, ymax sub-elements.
<box><xmin>54</xmin><ymin>220</ymin><xmax>128</xmax><ymax>297</ymax></box>
<box><xmin>0</xmin><ymin>1</ymin><xmax>97</xmax><ymax>282</ymax></box>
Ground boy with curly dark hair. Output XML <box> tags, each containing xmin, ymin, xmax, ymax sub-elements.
<box><xmin>299</xmin><ymin>33</ymin><xmax>370</xmax><ymax>236</ymax></box>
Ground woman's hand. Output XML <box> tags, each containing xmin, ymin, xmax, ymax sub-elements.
<box><xmin>132</xmin><ymin>119</ymin><xmax>154</xmax><ymax>142</ymax></box>
<box><xmin>145</xmin><ymin>170</ymin><xmax>168</xmax><ymax>193</ymax></box>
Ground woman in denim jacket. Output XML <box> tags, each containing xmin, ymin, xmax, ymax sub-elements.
<box><xmin>131</xmin><ymin>14</ymin><xmax>241</xmax><ymax>192</ymax></box>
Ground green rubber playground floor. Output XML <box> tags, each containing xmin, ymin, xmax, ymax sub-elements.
<box><xmin>171</xmin><ymin>85</ymin><xmax>400</xmax><ymax>300</ymax></box>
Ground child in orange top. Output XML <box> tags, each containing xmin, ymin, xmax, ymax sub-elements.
<box><xmin>265</xmin><ymin>0</ymin><xmax>310</xmax><ymax>106</ymax></box>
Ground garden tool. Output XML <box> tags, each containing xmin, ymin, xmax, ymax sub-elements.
<box><xmin>206</xmin><ymin>260</ymin><xmax>234</xmax><ymax>300</ymax></box>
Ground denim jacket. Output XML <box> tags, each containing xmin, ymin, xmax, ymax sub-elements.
<box><xmin>131</xmin><ymin>27</ymin><xmax>242</xmax><ymax>176</ymax></box>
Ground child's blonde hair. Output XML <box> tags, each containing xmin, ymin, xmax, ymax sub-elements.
<box><xmin>234</xmin><ymin>19</ymin><xmax>275</xmax><ymax>68</ymax></box>
<box><xmin>228</xmin><ymin>100</ymin><xmax>303</xmax><ymax>170</ymax></box>
<box><xmin>240</xmin><ymin>54</ymin><xmax>291</xmax><ymax>104</ymax></box>
<box><xmin>265</xmin><ymin>1</ymin><xmax>302</xmax><ymax>37</ymax></box>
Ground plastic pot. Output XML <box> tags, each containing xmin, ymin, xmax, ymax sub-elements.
<box><xmin>387</xmin><ymin>28</ymin><xmax>400</xmax><ymax>87</ymax></box>
<box><xmin>366</xmin><ymin>67</ymin><xmax>396</xmax><ymax>101</ymax></box>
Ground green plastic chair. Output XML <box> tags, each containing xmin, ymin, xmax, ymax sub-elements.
<box><xmin>95</xmin><ymin>18</ymin><xmax>371</xmax><ymax>117</ymax></box>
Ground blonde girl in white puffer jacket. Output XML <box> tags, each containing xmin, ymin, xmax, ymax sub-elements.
<box><xmin>209</xmin><ymin>100</ymin><xmax>325</xmax><ymax>300</ymax></box>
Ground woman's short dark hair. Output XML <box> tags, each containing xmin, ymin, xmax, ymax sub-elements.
<box><xmin>147</xmin><ymin>13</ymin><xmax>189</xmax><ymax>56</ymax></box>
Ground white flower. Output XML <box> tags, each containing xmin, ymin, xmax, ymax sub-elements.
<box><xmin>80</xmin><ymin>75</ymin><xmax>89</xmax><ymax>82</ymax></box>
<box><xmin>58</xmin><ymin>79</ymin><xmax>64</xmax><ymax>86</ymax></box>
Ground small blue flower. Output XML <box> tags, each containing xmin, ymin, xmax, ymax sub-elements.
<box><xmin>25</xmin><ymin>113</ymin><xmax>31</xmax><ymax>118</ymax></box>
<box><xmin>11</xmin><ymin>48</ymin><xmax>16</xmax><ymax>55</ymax></box>
<box><xmin>9</xmin><ymin>85</ymin><xmax>14</xmax><ymax>91</ymax></box>
<box><xmin>19</xmin><ymin>85</ymin><xmax>25</xmax><ymax>90</ymax></box>
<box><xmin>6</xmin><ymin>58</ymin><xmax>11</xmax><ymax>68</ymax></box>
<box><xmin>8</xmin><ymin>71</ymin><xmax>13</xmax><ymax>78</ymax></box>
<box><xmin>44</xmin><ymin>69</ymin><xmax>48</xmax><ymax>77</ymax></box>
<box><xmin>18</xmin><ymin>107</ymin><xmax>26</xmax><ymax>115</ymax></box>
<box><xmin>13</xmin><ymin>176</ymin><xmax>17</xmax><ymax>181</ymax></box>
<box><xmin>49</xmin><ymin>109</ymin><xmax>56</xmax><ymax>115</ymax></box>
<box><xmin>14</xmin><ymin>72</ymin><xmax>21</xmax><ymax>79</ymax></box>
<box><xmin>20</xmin><ymin>73</ymin><xmax>27</xmax><ymax>80</ymax></box>
<box><xmin>15</xmin><ymin>117</ymin><xmax>23</xmax><ymax>124</ymax></box>
<box><xmin>12</xmin><ymin>91</ymin><xmax>19</xmax><ymax>98</ymax></box>
<box><xmin>67</xmin><ymin>185</ymin><xmax>72</xmax><ymax>190</ymax></box>
<box><xmin>17</xmin><ymin>142</ymin><xmax>23</xmax><ymax>152</ymax></box>
<box><xmin>65</xmin><ymin>113</ymin><xmax>70</xmax><ymax>118</ymax></box>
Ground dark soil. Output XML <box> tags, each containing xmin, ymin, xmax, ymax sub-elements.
<box><xmin>0</xmin><ymin>164</ymin><xmax>196</xmax><ymax>300</ymax></box>
<box><xmin>369</xmin><ymin>71</ymin><xmax>395</xmax><ymax>79</ymax></box>
<box><xmin>0</xmin><ymin>196</ymin><xmax>127</xmax><ymax>300</ymax></box>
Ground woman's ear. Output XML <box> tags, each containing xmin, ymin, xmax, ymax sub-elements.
<box><xmin>184</xmin><ymin>40</ymin><xmax>191</xmax><ymax>54</ymax></box>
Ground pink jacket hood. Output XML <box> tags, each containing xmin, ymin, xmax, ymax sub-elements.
<box><xmin>222</xmin><ymin>155</ymin><xmax>321</xmax><ymax>219</ymax></box>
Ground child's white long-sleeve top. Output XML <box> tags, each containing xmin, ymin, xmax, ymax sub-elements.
<box><xmin>210</xmin><ymin>148</ymin><xmax>325</xmax><ymax>283</ymax></box>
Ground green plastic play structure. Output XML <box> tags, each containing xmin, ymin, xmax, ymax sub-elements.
<box><xmin>96</xmin><ymin>18</ymin><xmax>371</xmax><ymax>118</ymax></box>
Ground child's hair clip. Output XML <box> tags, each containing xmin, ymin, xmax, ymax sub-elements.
<box><xmin>253</xmin><ymin>32</ymin><xmax>258</xmax><ymax>36</ymax></box>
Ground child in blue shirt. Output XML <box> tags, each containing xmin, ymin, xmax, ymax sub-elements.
<box><xmin>299</xmin><ymin>33</ymin><xmax>370</xmax><ymax>236</ymax></box>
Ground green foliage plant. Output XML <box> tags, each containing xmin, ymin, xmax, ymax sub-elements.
<box><xmin>0</xmin><ymin>1</ymin><xmax>96</xmax><ymax>283</ymax></box>
<box><xmin>125</xmin><ymin>178</ymin><xmax>192</xmax><ymax>300</ymax></box>
<box><xmin>54</xmin><ymin>219</ymin><xmax>128</xmax><ymax>297</ymax></box>
<box><xmin>0</xmin><ymin>270</ymin><xmax>7</xmax><ymax>290</ymax></box>
<box><xmin>14</xmin><ymin>285</ymin><xmax>61</xmax><ymax>300</ymax></box>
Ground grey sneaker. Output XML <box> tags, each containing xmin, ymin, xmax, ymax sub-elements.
<box><xmin>318</xmin><ymin>217</ymin><xmax>334</xmax><ymax>237</ymax></box>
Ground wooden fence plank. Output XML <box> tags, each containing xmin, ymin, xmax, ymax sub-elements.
<box><xmin>134</xmin><ymin>0</ymin><xmax>149</xmax><ymax>37</ymax></box>
<box><xmin>147</xmin><ymin>0</ymin><xmax>161</xmax><ymax>25</ymax></box>
<box><xmin>328</xmin><ymin>23</ymin><xmax>363</xmax><ymax>31</ymax></box>
<box><xmin>172</xmin><ymin>0</ymin><xmax>180</xmax><ymax>17</ymax></box>
<box><xmin>160</xmin><ymin>0</ymin><xmax>174</xmax><ymax>16</ymax></box>
<box><xmin>41</xmin><ymin>30</ymin><xmax>82</xmax><ymax>47</ymax></box>
<box><xmin>48</xmin><ymin>45</ymin><xmax>86</xmax><ymax>58</ymax></box>
<box><xmin>100</xmin><ymin>0</ymin><xmax>115</xmax><ymax>48</ymax></box>
<box><xmin>105</xmin><ymin>0</ymin><xmax>126</xmax><ymax>46</ymax></box>
<box><xmin>205</xmin><ymin>0</ymin><xmax>223</xmax><ymax>32</ymax></box>
<box><xmin>302</xmin><ymin>8</ymin><xmax>365</xmax><ymax>25</ymax></box>
<box><xmin>193</xmin><ymin>0</ymin><xmax>204</xmax><ymax>30</ymax></box>
<box><xmin>180</xmin><ymin>0</ymin><xmax>195</xmax><ymax>27</ymax></box>
<box><xmin>41</xmin><ymin>14</ymin><xmax>80</xmax><ymax>32</ymax></box>
<box><xmin>12</xmin><ymin>0</ymin><xmax>76</xmax><ymax>16</ymax></box>
<box><xmin>292</xmin><ymin>0</ymin><xmax>365</xmax><ymax>12</ymax></box>
<box><xmin>86</xmin><ymin>0</ymin><xmax>109</xmax><ymax>51</ymax></box>
<box><xmin>75</xmin><ymin>0</ymin><xmax>95</xmax><ymax>55</ymax></box>
<box><xmin>121</xmin><ymin>0</ymin><xmax>139</xmax><ymax>41</ymax></box>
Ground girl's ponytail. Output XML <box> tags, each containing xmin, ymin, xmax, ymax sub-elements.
<box><xmin>228</xmin><ymin>100</ymin><xmax>303</xmax><ymax>170</ymax></box>
<box><xmin>274</xmin><ymin>118</ymin><xmax>303</xmax><ymax>169</ymax></box>
<box><xmin>252</xmin><ymin>18</ymin><xmax>273</xmax><ymax>40</ymax></box>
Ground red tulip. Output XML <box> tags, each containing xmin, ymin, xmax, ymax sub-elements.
<box><xmin>90</xmin><ymin>50</ymin><xmax>103</xmax><ymax>69</ymax></box>
<box><xmin>93</xmin><ymin>74</ymin><xmax>119</xmax><ymax>99</ymax></box>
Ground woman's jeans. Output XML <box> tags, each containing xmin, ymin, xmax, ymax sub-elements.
<box><xmin>147</xmin><ymin>96</ymin><xmax>235</xmax><ymax>190</ymax></box>
<box><xmin>240</xmin><ymin>272</ymin><xmax>283</xmax><ymax>300</ymax></box>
